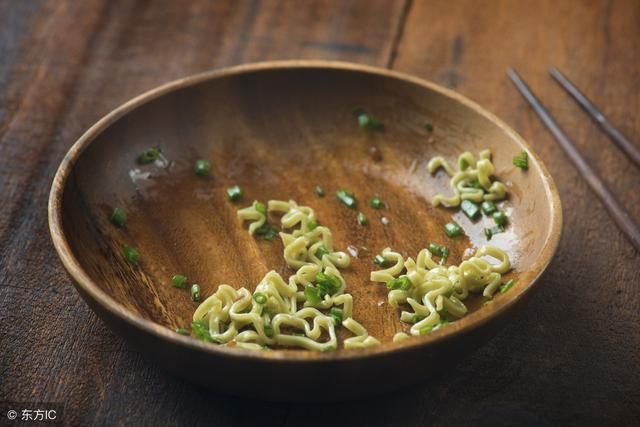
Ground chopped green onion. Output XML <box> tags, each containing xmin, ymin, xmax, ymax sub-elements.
<box><xmin>483</xmin><ymin>225</ymin><xmax>505</xmax><ymax>240</ymax></box>
<box><xmin>226</xmin><ymin>185</ymin><xmax>242</xmax><ymax>201</ymax></box>
<box><xmin>111</xmin><ymin>208</ymin><xmax>127</xmax><ymax>228</ymax></box>
<box><xmin>315</xmin><ymin>186</ymin><xmax>325</xmax><ymax>197</ymax></box>
<box><xmin>330</xmin><ymin>307</ymin><xmax>344</xmax><ymax>326</ymax></box>
<box><xmin>122</xmin><ymin>245</ymin><xmax>139</xmax><ymax>264</ymax></box>
<box><xmin>481</xmin><ymin>200</ymin><xmax>497</xmax><ymax>215</ymax></box>
<box><xmin>369</xmin><ymin>196</ymin><xmax>384</xmax><ymax>209</ymax></box>
<box><xmin>336</xmin><ymin>189</ymin><xmax>356</xmax><ymax>209</ymax></box>
<box><xmin>411</xmin><ymin>314</ymin><xmax>424</xmax><ymax>324</ymax></box>
<box><xmin>254</xmin><ymin>201</ymin><xmax>267</xmax><ymax>215</ymax></box>
<box><xmin>460</xmin><ymin>199</ymin><xmax>481</xmax><ymax>220</ymax></box>
<box><xmin>354</xmin><ymin>109</ymin><xmax>383</xmax><ymax>130</ymax></box>
<box><xmin>137</xmin><ymin>148</ymin><xmax>160</xmax><ymax>164</ymax></box>
<box><xmin>465</xmin><ymin>179</ymin><xmax>482</xmax><ymax>189</ymax></box>
<box><xmin>110</xmin><ymin>207</ymin><xmax>127</xmax><ymax>228</ymax></box>
<box><xmin>387</xmin><ymin>276</ymin><xmax>412</xmax><ymax>291</ymax></box>
<box><xmin>255</xmin><ymin>224</ymin><xmax>279</xmax><ymax>240</ymax></box>
<box><xmin>513</xmin><ymin>151</ymin><xmax>529</xmax><ymax>170</ymax></box>
<box><xmin>253</xmin><ymin>292</ymin><xmax>267</xmax><ymax>304</ymax></box>
<box><xmin>307</xmin><ymin>219</ymin><xmax>318</xmax><ymax>231</ymax></box>
<box><xmin>459</xmin><ymin>158</ymin><xmax>469</xmax><ymax>171</ymax></box>
<box><xmin>424</xmin><ymin>122</ymin><xmax>434</xmax><ymax>132</ymax></box>
<box><xmin>373</xmin><ymin>254</ymin><xmax>386</xmax><ymax>265</ymax></box>
<box><xmin>171</xmin><ymin>274</ymin><xmax>188</xmax><ymax>289</ymax></box>
<box><xmin>316</xmin><ymin>272</ymin><xmax>341</xmax><ymax>296</ymax></box>
<box><xmin>357</xmin><ymin>212</ymin><xmax>368</xmax><ymax>225</ymax></box>
<box><xmin>175</xmin><ymin>327</ymin><xmax>190</xmax><ymax>335</ymax></box>
<box><xmin>315</xmin><ymin>245</ymin><xmax>330</xmax><ymax>259</ymax></box>
<box><xmin>428</xmin><ymin>243</ymin><xmax>449</xmax><ymax>261</ymax></box>
<box><xmin>263</xmin><ymin>323</ymin><xmax>274</xmax><ymax>338</ymax></box>
<box><xmin>304</xmin><ymin>285</ymin><xmax>322</xmax><ymax>304</ymax></box>
<box><xmin>190</xmin><ymin>284</ymin><xmax>201</xmax><ymax>302</ymax></box>
<box><xmin>419</xmin><ymin>324</ymin><xmax>434</xmax><ymax>335</ymax></box>
<box><xmin>191</xmin><ymin>320</ymin><xmax>219</xmax><ymax>343</ymax></box>
<box><xmin>444</xmin><ymin>222</ymin><xmax>463</xmax><ymax>238</ymax></box>
<box><xmin>493</xmin><ymin>210</ymin><xmax>507</xmax><ymax>226</ymax></box>
<box><xmin>193</xmin><ymin>159</ymin><xmax>210</xmax><ymax>176</ymax></box>
<box><xmin>499</xmin><ymin>279</ymin><xmax>515</xmax><ymax>294</ymax></box>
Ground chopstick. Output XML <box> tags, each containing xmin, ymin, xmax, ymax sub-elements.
<box><xmin>549</xmin><ymin>67</ymin><xmax>640</xmax><ymax>168</ymax></box>
<box><xmin>507</xmin><ymin>68</ymin><xmax>640</xmax><ymax>252</ymax></box>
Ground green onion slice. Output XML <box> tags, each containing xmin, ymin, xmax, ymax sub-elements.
<box><xmin>336</xmin><ymin>189</ymin><xmax>356</xmax><ymax>209</ymax></box>
<box><xmin>110</xmin><ymin>208</ymin><xmax>127</xmax><ymax>228</ymax></box>
<box><xmin>171</xmin><ymin>275</ymin><xmax>188</xmax><ymax>289</ymax></box>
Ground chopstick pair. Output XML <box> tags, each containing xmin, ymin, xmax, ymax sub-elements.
<box><xmin>507</xmin><ymin>67</ymin><xmax>640</xmax><ymax>252</ymax></box>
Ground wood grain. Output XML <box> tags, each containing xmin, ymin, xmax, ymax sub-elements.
<box><xmin>1</xmin><ymin>0</ymin><xmax>639</xmax><ymax>424</ymax></box>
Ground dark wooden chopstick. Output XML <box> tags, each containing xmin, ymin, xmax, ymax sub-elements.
<box><xmin>549</xmin><ymin>67</ymin><xmax>640</xmax><ymax>168</ymax></box>
<box><xmin>507</xmin><ymin>67</ymin><xmax>640</xmax><ymax>252</ymax></box>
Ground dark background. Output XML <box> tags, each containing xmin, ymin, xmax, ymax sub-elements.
<box><xmin>1</xmin><ymin>1</ymin><xmax>639</xmax><ymax>425</ymax></box>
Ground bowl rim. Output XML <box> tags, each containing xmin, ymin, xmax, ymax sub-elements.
<box><xmin>48</xmin><ymin>60</ymin><xmax>562</xmax><ymax>363</ymax></box>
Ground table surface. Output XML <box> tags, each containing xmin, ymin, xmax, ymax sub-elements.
<box><xmin>1</xmin><ymin>1</ymin><xmax>639</xmax><ymax>425</ymax></box>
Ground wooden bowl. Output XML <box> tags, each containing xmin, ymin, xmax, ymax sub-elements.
<box><xmin>49</xmin><ymin>61</ymin><xmax>562</xmax><ymax>400</ymax></box>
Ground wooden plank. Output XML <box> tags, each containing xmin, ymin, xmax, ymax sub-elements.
<box><xmin>0</xmin><ymin>0</ymin><xmax>408</xmax><ymax>425</ymax></box>
<box><xmin>384</xmin><ymin>0</ymin><xmax>640</xmax><ymax>424</ymax></box>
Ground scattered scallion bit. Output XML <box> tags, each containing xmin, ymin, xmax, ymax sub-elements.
<box><xmin>387</xmin><ymin>276</ymin><xmax>412</xmax><ymax>291</ymax></box>
<box><xmin>465</xmin><ymin>179</ymin><xmax>483</xmax><ymax>189</ymax></box>
<box><xmin>459</xmin><ymin>158</ymin><xmax>469</xmax><ymax>171</ymax></box>
<box><xmin>499</xmin><ymin>279</ymin><xmax>515</xmax><ymax>294</ymax></box>
<box><xmin>191</xmin><ymin>319</ymin><xmax>219</xmax><ymax>343</ymax></box>
<box><xmin>330</xmin><ymin>307</ymin><xmax>344</xmax><ymax>326</ymax></box>
<box><xmin>171</xmin><ymin>274</ymin><xmax>188</xmax><ymax>289</ymax></box>
<box><xmin>193</xmin><ymin>159</ymin><xmax>210</xmax><ymax>176</ymax></box>
<box><xmin>255</xmin><ymin>224</ymin><xmax>279</xmax><ymax>240</ymax></box>
<box><xmin>315</xmin><ymin>185</ymin><xmax>325</xmax><ymax>197</ymax></box>
<box><xmin>481</xmin><ymin>200</ymin><xmax>497</xmax><ymax>215</ymax></box>
<box><xmin>110</xmin><ymin>207</ymin><xmax>127</xmax><ymax>228</ymax></box>
<box><xmin>419</xmin><ymin>324</ymin><xmax>434</xmax><ymax>335</ymax></box>
<box><xmin>373</xmin><ymin>254</ymin><xmax>386</xmax><ymax>266</ymax></box>
<box><xmin>460</xmin><ymin>199</ymin><xmax>481</xmax><ymax>220</ymax></box>
<box><xmin>315</xmin><ymin>245</ymin><xmax>330</xmax><ymax>259</ymax></box>
<box><xmin>411</xmin><ymin>314</ymin><xmax>424</xmax><ymax>324</ymax></box>
<box><xmin>175</xmin><ymin>328</ymin><xmax>190</xmax><ymax>335</ymax></box>
<box><xmin>444</xmin><ymin>222</ymin><xmax>463</xmax><ymax>238</ymax></box>
<box><xmin>483</xmin><ymin>225</ymin><xmax>505</xmax><ymax>240</ymax></box>
<box><xmin>369</xmin><ymin>196</ymin><xmax>384</xmax><ymax>209</ymax></box>
<box><xmin>304</xmin><ymin>285</ymin><xmax>322</xmax><ymax>304</ymax></box>
<box><xmin>253</xmin><ymin>292</ymin><xmax>267</xmax><ymax>304</ymax></box>
<box><xmin>264</xmin><ymin>323</ymin><xmax>274</xmax><ymax>338</ymax></box>
<box><xmin>428</xmin><ymin>243</ymin><xmax>449</xmax><ymax>263</ymax></box>
<box><xmin>137</xmin><ymin>147</ymin><xmax>160</xmax><ymax>164</ymax></box>
<box><xmin>493</xmin><ymin>210</ymin><xmax>507</xmax><ymax>226</ymax></box>
<box><xmin>419</xmin><ymin>318</ymin><xmax>449</xmax><ymax>334</ymax></box>
<box><xmin>424</xmin><ymin>121</ymin><xmax>434</xmax><ymax>132</ymax></box>
<box><xmin>190</xmin><ymin>284</ymin><xmax>201</xmax><ymax>302</ymax></box>
<box><xmin>357</xmin><ymin>212</ymin><xmax>368</xmax><ymax>225</ymax></box>
<box><xmin>226</xmin><ymin>185</ymin><xmax>242</xmax><ymax>201</ymax></box>
<box><xmin>513</xmin><ymin>151</ymin><xmax>529</xmax><ymax>170</ymax></box>
<box><xmin>307</xmin><ymin>219</ymin><xmax>318</xmax><ymax>231</ymax></box>
<box><xmin>122</xmin><ymin>245</ymin><xmax>139</xmax><ymax>264</ymax></box>
<box><xmin>353</xmin><ymin>108</ymin><xmax>383</xmax><ymax>130</ymax></box>
<box><xmin>336</xmin><ymin>189</ymin><xmax>356</xmax><ymax>209</ymax></box>
<box><xmin>254</xmin><ymin>201</ymin><xmax>267</xmax><ymax>215</ymax></box>
<box><xmin>316</xmin><ymin>272</ymin><xmax>341</xmax><ymax>296</ymax></box>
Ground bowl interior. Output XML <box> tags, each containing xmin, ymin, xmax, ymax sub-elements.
<box><xmin>59</xmin><ymin>64</ymin><xmax>559</xmax><ymax>352</ymax></box>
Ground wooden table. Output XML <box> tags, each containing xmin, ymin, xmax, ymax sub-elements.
<box><xmin>1</xmin><ymin>1</ymin><xmax>638</xmax><ymax>425</ymax></box>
